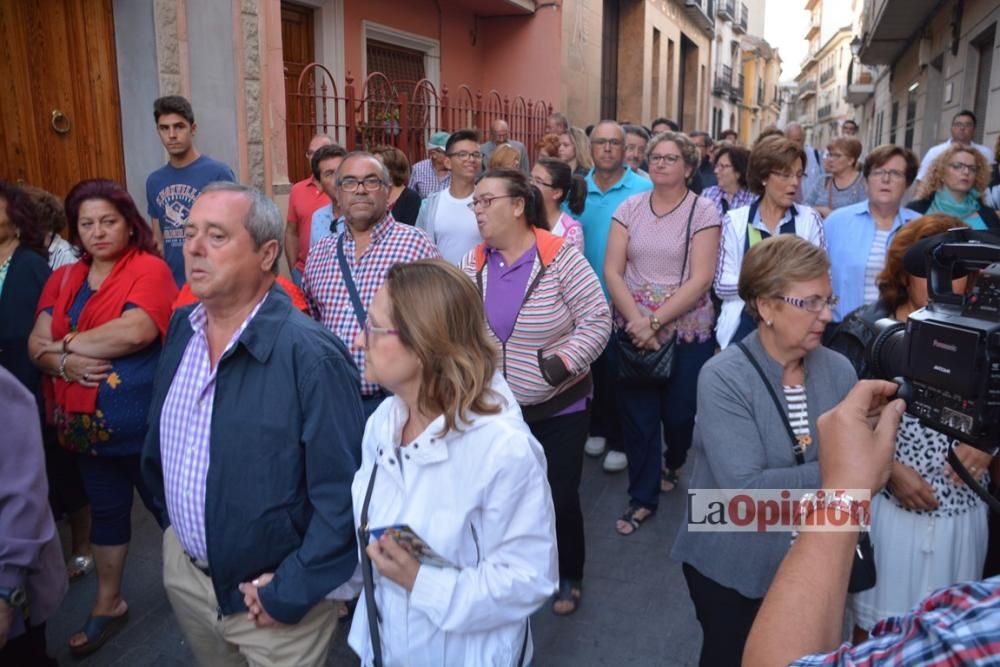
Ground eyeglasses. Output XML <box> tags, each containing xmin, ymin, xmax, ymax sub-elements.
<box><xmin>826</xmin><ymin>152</ymin><xmax>846</xmax><ymax>159</ymax></box>
<box><xmin>467</xmin><ymin>195</ymin><xmax>516</xmax><ymax>211</ymax></box>
<box><xmin>869</xmin><ymin>168</ymin><xmax>906</xmax><ymax>181</ymax></box>
<box><xmin>447</xmin><ymin>151</ymin><xmax>482</xmax><ymax>162</ymax></box>
<box><xmin>952</xmin><ymin>121</ymin><xmax>975</xmax><ymax>129</ymax></box>
<box><xmin>529</xmin><ymin>176</ymin><xmax>554</xmax><ymax>188</ymax></box>
<box><xmin>338</xmin><ymin>175</ymin><xmax>385</xmax><ymax>191</ymax></box>
<box><xmin>714</xmin><ymin>162</ymin><xmax>733</xmax><ymax>171</ymax></box>
<box><xmin>363</xmin><ymin>320</ymin><xmax>399</xmax><ymax>349</ymax></box>
<box><xmin>780</xmin><ymin>295</ymin><xmax>839</xmax><ymax>313</ymax></box>
<box><xmin>591</xmin><ymin>138</ymin><xmax>624</xmax><ymax>148</ymax></box>
<box><xmin>771</xmin><ymin>170</ymin><xmax>805</xmax><ymax>181</ymax></box>
<box><xmin>648</xmin><ymin>153</ymin><xmax>683</xmax><ymax>166</ymax></box>
<box><xmin>947</xmin><ymin>162</ymin><xmax>979</xmax><ymax>175</ymax></box>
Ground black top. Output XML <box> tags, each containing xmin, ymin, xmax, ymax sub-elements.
<box><xmin>390</xmin><ymin>187</ymin><xmax>422</xmax><ymax>226</ymax></box>
<box><xmin>0</xmin><ymin>245</ymin><xmax>51</xmax><ymax>409</ymax></box>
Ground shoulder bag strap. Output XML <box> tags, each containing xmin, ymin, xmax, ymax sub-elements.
<box><xmin>358</xmin><ymin>465</ymin><xmax>384</xmax><ymax>667</ymax></box>
<box><xmin>735</xmin><ymin>342</ymin><xmax>805</xmax><ymax>464</ymax></box>
<box><xmin>826</xmin><ymin>176</ymin><xmax>834</xmax><ymax>210</ymax></box>
<box><xmin>678</xmin><ymin>192</ymin><xmax>696</xmax><ymax>282</ymax></box>
<box><xmin>337</xmin><ymin>233</ymin><xmax>367</xmax><ymax>328</ymax></box>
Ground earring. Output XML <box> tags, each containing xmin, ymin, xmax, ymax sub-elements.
<box><xmin>766</xmin><ymin>320</ymin><xmax>773</xmax><ymax>327</ymax></box>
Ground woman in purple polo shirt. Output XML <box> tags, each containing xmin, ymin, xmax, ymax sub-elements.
<box><xmin>459</xmin><ymin>169</ymin><xmax>611</xmax><ymax>616</ymax></box>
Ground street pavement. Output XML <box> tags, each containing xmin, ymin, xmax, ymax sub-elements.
<box><xmin>46</xmin><ymin>449</ymin><xmax>702</xmax><ymax>666</ymax></box>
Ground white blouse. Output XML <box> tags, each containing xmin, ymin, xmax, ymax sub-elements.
<box><xmin>348</xmin><ymin>373</ymin><xmax>558</xmax><ymax>667</ymax></box>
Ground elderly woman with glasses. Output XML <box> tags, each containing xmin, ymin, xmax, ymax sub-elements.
<box><xmin>604</xmin><ymin>131</ymin><xmax>721</xmax><ymax>532</ymax></box>
<box><xmin>714</xmin><ymin>135</ymin><xmax>826</xmax><ymax>349</ymax></box>
<box><xmin>459</xmin><ymin>169</ymin><xmax>610</xmax><ymax>616</ymax></box>
<box><xmin>805</xmin><ymin>137</ymin><xmax>867</xmax><ymax>218</ymax></box>
<box><xmin>672</xmin><ymin>235</ymin><xmax>856</xmax><ymax>667</ymax></box>
<box><xmin>907</xmin><ymin>144</ymin><xmax>1000</xmax><ymax>230</ymax></box>
<box><xmin>823</xmin><ymin>145</ymin><xmax>923</xmax><ymax>327</ymax></box>
<box><xmin>348</xmin><ymin>259</ymin><xmax>558</xmax><ymax>664</ymax></box>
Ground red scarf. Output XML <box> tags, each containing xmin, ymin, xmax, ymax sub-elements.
<box><xmin>42</xmin><ymin>248</ymin><xmax>177</xmax><ymax>415</ymax></box>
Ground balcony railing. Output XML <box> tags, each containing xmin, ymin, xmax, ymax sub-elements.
<box><xmin>817</xmin><ymin>103</ymin><xmax>833</xmax><ymax>119</ymax></box>
<box><xmin>733</xmin><ymin>74</ymin><xmax>745</xmax><ymax>101</ymax></box>
<box><xmin>734</xmin><ymin>3</ymin><xmax>748</xmax><ymax>32</ymax></box>
<box><xmin>713</xmin><ymin>64</ymin><xmax>733</xmax><ymax>96</ymax></box>
<box><xmin>820</xmin><ymin>67</ymin><xmax>836</xmax><ymax>84</ymax></box>
<box><xmin>805</xmin><ymin>12</ymin><xmax>821</xmax><ymax>38</ymax></box>
<box><xmin>798</xmin><ymin>79</ymin><xmax>817</xmax><ymax>98</ymax></box>
<box><xmin>717</xmin><ymin>0</ymin><xmax>735</xmax><ymax>21</ymax></box>
<box><xmin>684</xmin><ymin>0</ymin><xmax>717</xmax><ymax>34</ymax></box>
<box><xmin>845</xmin><ymin>63</ymin><xmax>878</xmax><ymax>105</ymax></box>
<box><xmin>286</xmin><ymin>65</ymin><xmax>553</xmax><ymax>183</ymax></box>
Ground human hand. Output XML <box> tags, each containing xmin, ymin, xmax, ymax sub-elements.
<box><xmin>239</xmin><ymin>573</ymin><xmax>283</xmax><ymax>628</ymax></box>
<box><xmin>817</xmin><ymin>380</ymin><xmax>904</xmax><ymax>494</ymax></box>
<box><xmin>367</xmin><ymin>534</ymin><xmax>421</xmax><ymax>592</ymax></box>
<box><xmin>0</xmin><ymin>600</ymin><xmax>10</xmax><ymax>650</ymax></box>
<box><xmin>63</xmin><ymin>353</ymin><xmax>112</xmax><ymax>387</ymax></box>
<box><xmin>946</xmin><ymin>443</ymin><xmax>992</xmax><ymax>487</ymax></box>
<box><xmin>625</xmin><ymin>317</ymin><xmax>659</xmax><ymax>350</ymax></box>
<box><xmin>887</xmin><ymin>462</ymin><xmax>939</xmax><ymax>510</ymax></box>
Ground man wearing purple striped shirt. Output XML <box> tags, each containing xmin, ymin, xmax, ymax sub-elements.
<box><xmin>142</xmin><ymin>183</ymin><xmax>364</xmax><ymax>666</ymax></box>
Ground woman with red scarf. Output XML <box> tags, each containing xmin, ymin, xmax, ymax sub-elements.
<box><xmin>29</xmin><ymin>179</ymin><xmax>177</xmax><ymax>657</ymax></box>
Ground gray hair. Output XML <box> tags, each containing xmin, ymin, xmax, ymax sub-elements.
<box><xmin>592</xmin><ymin>119</ymin><xmax>625</xmax><ymax>140</ymax></box>
<box><xmin>624</xmin><ymin>124</ymin><xmax>650</xmax><ymax>141</ymax></box>
<box><xmin>335</xmin><ymin>151</ymin><xmax>391</xmax><ymax>186</ymax></box>
<box><xmin>646</xmin><ymin>131</ymin><xmax>700</xmax><ymax>171</ymax></box>
<box><xmin>199</xmin><ymin>182</ymin><xmax>283</xmax><ymax>274</ymax></box>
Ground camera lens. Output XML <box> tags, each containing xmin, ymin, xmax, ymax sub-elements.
<box><xmin>867</xmin><ymin>318</ymin><xmax>909</xmax><ymax>380</ymax></box>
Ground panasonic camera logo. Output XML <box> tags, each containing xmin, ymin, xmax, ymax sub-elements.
<box><xmin>932</xmin><ymin>339</ymin><xmax>958</xmax><ymax>352</ymax></box>
<box><xmin>933</xmin><ymin>365</ymin><xmax>952</xmax><ymax>374</ymax></box>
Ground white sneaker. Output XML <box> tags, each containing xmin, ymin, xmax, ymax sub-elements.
<box><xmin>584</xmin><ymin>436</ymin><xmax>606</xmax><ymax>457</ymax></box>
<box><xmin>603</xmin><ymin>450</ymin><xmax>628</xmax><ymax>472</ymax></box>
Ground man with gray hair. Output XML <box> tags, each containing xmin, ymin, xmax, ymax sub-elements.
<box><xmin>303</xmin><ymin>152</ymin><xmax>439</xmax><ymax>416</ymax></box>
<box><xmin>142</xmin><ymin>182</ymin><xmax>365</xmax><ymax>666</ymax></box>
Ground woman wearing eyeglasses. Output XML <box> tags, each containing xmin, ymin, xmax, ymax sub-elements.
<box><xmin>714</xmin><ymin>136</ymin><xmax>826</xmax><ymax>350</ymax></box>
<box><xmin>907</xmin><ymin>144</ymin><xmax>1000</xmax><ymax>230</ymax></box>
<box><xmin>604</xmin><ymin>131</ymin><xmax>720</xmax><ymax>530</ymax></box>
<box><xmin>348</xmin><ymin>259</ymin><xmax>558</xmax><ymax>665</ymax></box>
<box><xmin>804</xmin><ymin>137</ymin><xmax>867</xmax><ymax>218</ymax></box>
<box><xmin>459</xmin><ymin>168</ymin><xmax>610</xmax><ymax>616</ymax></box>
<box><xmin>823</xmin><ymin>145</ymin><xmax>922</xmax><ymax>329</ymax></box>
<box><xmin>671</xmin><ymin>235</ymin><xmax>856</xmax><ymax>667</ymax></box>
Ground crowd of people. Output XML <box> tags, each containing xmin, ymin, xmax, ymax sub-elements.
<box><xmin>3</xmin><ymin>91</ymin><xmax>1000</xmax><ymax>667</ymax></box>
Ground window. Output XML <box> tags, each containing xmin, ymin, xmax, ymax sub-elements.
<box><xmin>904</xmin><ymin>83</ymin><xmax>918</xmax><ymax>149</ymax></box>
<box><xmin>366</xmin><ymin>40</ymin><xmax>426</xmax><ymax>84</ymax></box>
<box><xmin>889</xmin><ymin>101</ymin><xmax>899</xmax><ymax>144</ymax></box>
<box><xmin>875</xmin><ymin>110</ymin><xmax>884</xmax><ymax>145</ymax></box>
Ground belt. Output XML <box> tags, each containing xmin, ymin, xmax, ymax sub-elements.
<box><xmin>187</xmin><ymin>553</ymin><xmax>211</xmax><ymax>577</ymax></box>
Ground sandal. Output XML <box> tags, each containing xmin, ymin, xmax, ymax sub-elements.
<box><xmin>661</xmin><ymin>468</ymin><xmax>681</xmax><ymax>493</ymax></box>
<box><xmin>552</xmin><ymin>579</ymin><xmax>582</xmax><ymax>616</ymax></box>
<box><xmin>69</xmin><ymin>609</ymin><xmax>129</xmax><ymax>657</ymax></box>
<box><xmin>616</xmin><ymin>505</ymin><xmax>655</xmax><ymax>536</ymax></box>
<box><xmin>67</xmin><ymin>554</ymin><xmax>95</xmax><ymax>583</ymax></box>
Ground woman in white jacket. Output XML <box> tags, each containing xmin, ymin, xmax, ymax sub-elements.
<box><xmin>714</xmin><ymin>136</ymin><xmax>826</xmax><ymax>349</ymax></box>
<box><xmin>348</xmin><ymin>258</ymin><xmax>558</xmax><ymax>667</ymax></box>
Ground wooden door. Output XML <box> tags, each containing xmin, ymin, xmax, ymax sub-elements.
<box><xmin>0</xmin><ymin>0</ymin><xmax>125</xmax><ymax>199</ymax></box>
<box><xmin>282</xmin><ymin>2</ymin><xmax>315</xmax><ymax>184</ymax></box>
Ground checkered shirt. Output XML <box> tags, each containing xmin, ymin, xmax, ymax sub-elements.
<box><xmin>409</xmin><ymin>158</ymin><xmax>451</xmax><ymax>198</ymax></box>
<box><xmin>302</xmin><ymin>214</ymin><xmax>438</xmax><ymax>396</ymax></box>
<box><xmin>159</xmin><ymin>294</ymin><xmax>267</xmax><ymax>562</ymax></box>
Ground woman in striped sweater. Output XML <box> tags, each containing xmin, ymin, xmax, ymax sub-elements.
<box><xmin>460</xmin><ymin>169</ymin><xmax>611</xmax><ymax>616</ymax></box>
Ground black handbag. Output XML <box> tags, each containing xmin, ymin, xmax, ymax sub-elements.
<box><xmin>735</xmin><ymin>342</ymin><xmax>876</xmax><ymax>593</ymax></box>
<box><xmin>615</xmin><ymin>193</ymin><xmax>696</xmax><ymax>385</ymax></box>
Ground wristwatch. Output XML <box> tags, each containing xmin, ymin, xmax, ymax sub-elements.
<box><xmin>0</xmin><ymin>586</ymin><xmax>28</xmax><ymax>617</ymax></box>
<box><xmin>649</xmin><ymin>314</ymin><xmax>662</xmax><ymax>332</ymax></box>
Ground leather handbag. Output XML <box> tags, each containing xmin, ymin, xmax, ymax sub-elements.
<box><xmin>735</xmin><ymin>342</ymin><xmax>876</xmax><ymax>593</ymax></box>
<box><xmin>614</xmin><ymin>193</ymin><xmax>696</xmax><ymax>385</ymax></box>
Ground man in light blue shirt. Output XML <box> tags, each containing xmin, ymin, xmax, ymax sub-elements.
<box><xmin>574</xmin><ymin>121</ymin><xmax>652</xmax><ymax>473</ymax></box>
<box><xmin>577</xmin><ymin>121</ymin><xmax>653</xmax><ymax>297</ymax></box>
<box><xmin>309</xmin><ymin>205</ymin><xmax>345</xmax><ymax>249</ymax></box>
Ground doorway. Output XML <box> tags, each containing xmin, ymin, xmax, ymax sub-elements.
<box><xmin>281</xmin><ymin>2</ymin><xmax>317</xmax><ymax>184</ymax></box>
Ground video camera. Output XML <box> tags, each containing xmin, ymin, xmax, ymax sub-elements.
<box><xmin>867</xmin><ymin>228</ymin><xmax>1000</xmax><ymax>456</ymax></box>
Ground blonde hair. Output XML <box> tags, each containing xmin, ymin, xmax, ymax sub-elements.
<box><xmin>916</xmin><ymin>144</ymin><xmax>991</xmax><ymax>201</ymax></box>
<box><xmin>489</xmin><ymin>144</ymin><xmax>521</xmax><ymax>170</ymax></box>
<box><xmin>384</xmin><ymin>259</ymin><xmax>501</xmax><ymax>434</ymax></box>
<box><xmin>738</xmin><ymin>235</ymin><xmax>831</xmax><ymax>321</ymax></box>
<box><xmin>566</xmin><ymin>127</ymin><xmax>593</xmax><ymax>170</ymax></box>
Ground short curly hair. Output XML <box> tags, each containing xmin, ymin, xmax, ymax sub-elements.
<box><xmin>862</xmin><ymin>145</ymin><xmax>919</xmax><ymax>186</ymax></box>
<box><xmin>738</xmin><ymin>235</ymin><xmax>830</xmax><ymax>322</ymax></box>
<box><xmin>916</xmin><ymin>144</ymin><xmax>991</xmax><ymax>201</ymax></box>
<box><xmin>747</xmin><ymin>136</ymin><xmax>807</xmax><ymax>196</ymax></box>
<box><xmin>21</xmin><ymin>185</ymin><xmax>67</xmax><ymax>235</ymax></box>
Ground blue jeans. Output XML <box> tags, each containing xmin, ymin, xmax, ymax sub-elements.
<box><xmin>589</xmin><ymin>341</ymin><xmax>623</xmax><ymax>451</ymax></box>
<box><xmin>621</xmin><ymin>338</ymin><xmax>715</xmax><ymax>510</ymax></box>
<box><xmin>77</xmin><ymin>453</ymin><xmax>157</xmax><ymax>545</ymax></box>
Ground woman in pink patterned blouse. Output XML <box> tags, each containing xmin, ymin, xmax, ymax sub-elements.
<box><xmin>604</xmin><ymin>131</ymin><xmax>721</xmax><ymax>535</ymax></box>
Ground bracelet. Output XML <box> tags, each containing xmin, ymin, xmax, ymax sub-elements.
<box><xmin>59</xmin><ymin>352</ymin><xmax>71</xmax><ymax>382</ymax></box>
<box><xmin>791</xmin><ymin>492</ymin><xmax>868</xmax><ymax>542</ymax></box>
<box><xmin>62</xmin><ymin>332</ymin><xmax>77</xmax><ymax>353</ymax></box>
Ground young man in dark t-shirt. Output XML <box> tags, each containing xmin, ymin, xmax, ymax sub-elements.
<box><xmin>145</xmin><ymin>96</ymin><xmax>235</xmax><ymax>288</ymax></box>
